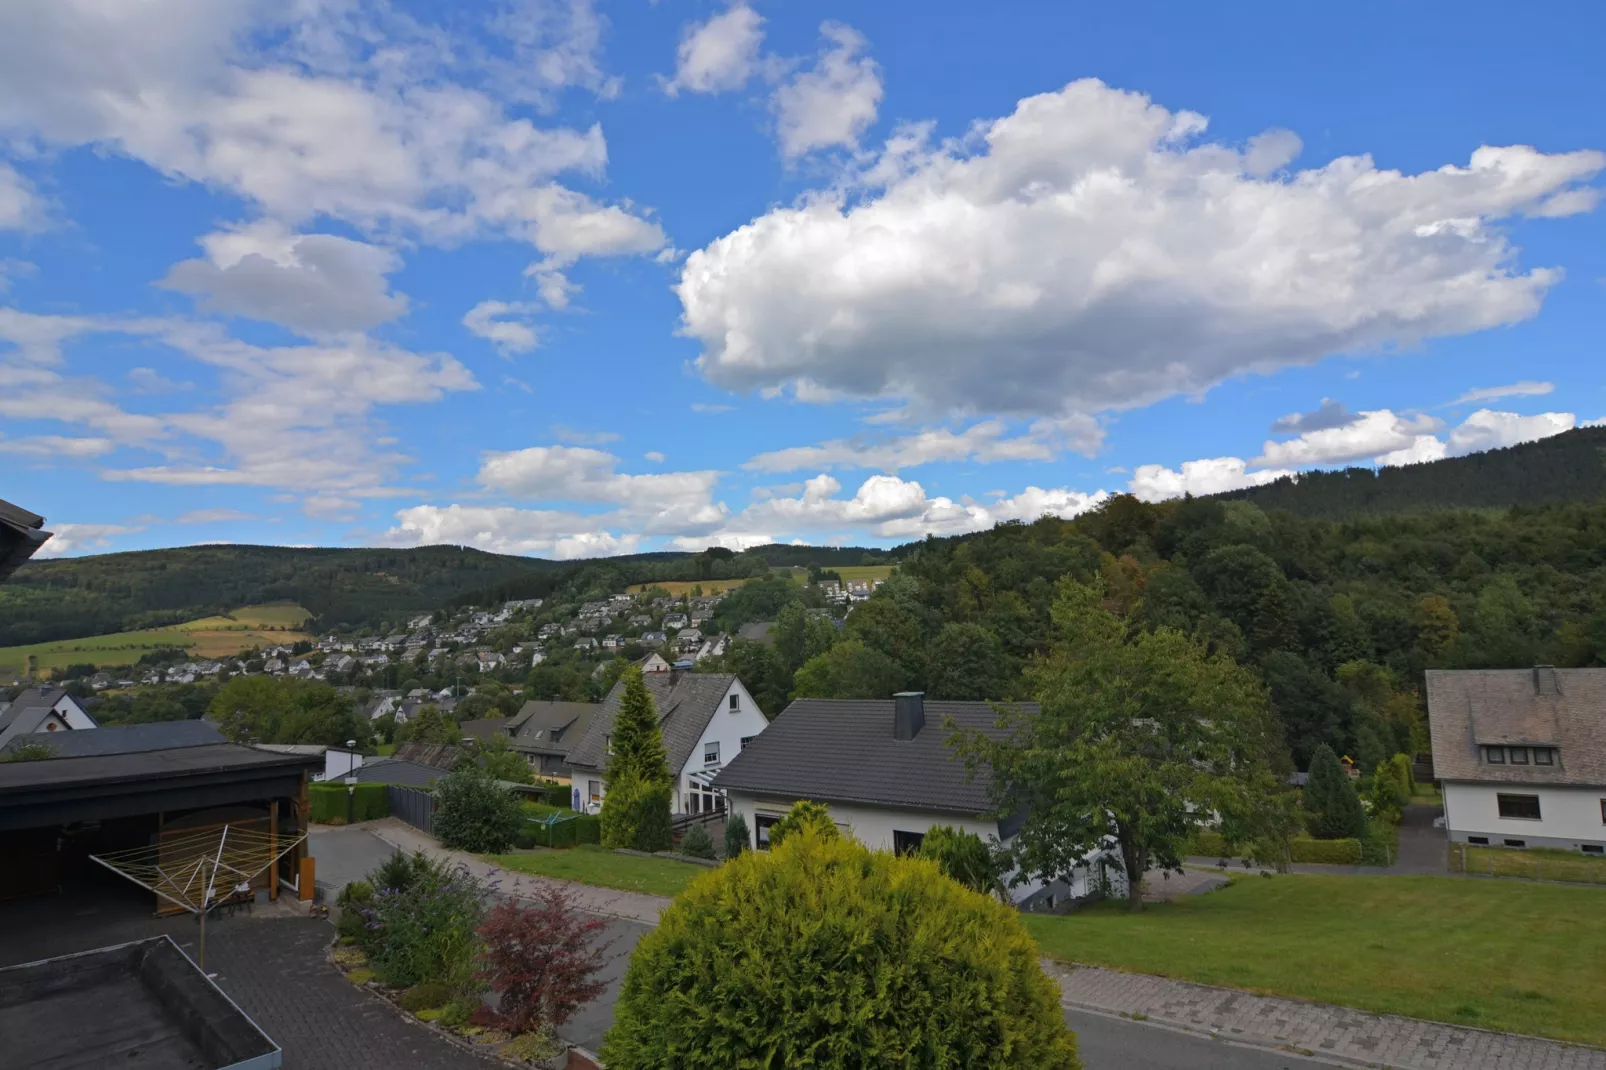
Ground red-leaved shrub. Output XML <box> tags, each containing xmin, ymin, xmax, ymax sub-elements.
<box><xmin>476</xmin><ymin>889</ymin><xmax>610</xmax><ymax>1034</ymax></box>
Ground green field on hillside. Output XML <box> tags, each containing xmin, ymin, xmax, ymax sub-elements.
<box><xmin>830</xmin><ymin>565</ymin><xmax>897</xmax><ymax>583</ymax></box>
<box><xmin>1027</xmin><ymin>873</ymin><xmax>1605</xmax><ymax>1046</ymax></box>
<box><xmin>0</xmin><ymin>603</ymin><xmax>313</xmax><ymax>677</ymax></box>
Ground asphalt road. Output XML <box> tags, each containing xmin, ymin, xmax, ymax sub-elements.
<box><xmin>1067</xmin><ymin>1009</ymin><xmax>1344</xmax><ymax>1070</ymax></box>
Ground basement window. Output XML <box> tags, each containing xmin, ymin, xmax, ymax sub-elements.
<box><xmin>1583</xmin><ymin>845</ymin><xmax>1604</xmax><ymax>855</ymax></box>
<box><xmin>1503</xmin><ymin>839</ymin><xmax>1527</xmax><ymax>848</ymax></box>
<box><xmin>1467</xmin><ymin>836</ymin><xmax>1489</xmax><ymax>845</ymax></box>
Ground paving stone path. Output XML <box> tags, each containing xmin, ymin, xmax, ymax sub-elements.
<box><xmin>1048</xmin><ymin>962</ymin><xmax>1606</xmax><ymax>1070</ymax></box>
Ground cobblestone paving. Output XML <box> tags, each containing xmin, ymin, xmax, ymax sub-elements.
<box><xmin>1047</xmin><ymin>962</ymin><xmax>1606</xmax><ymax>1070</ymax></box>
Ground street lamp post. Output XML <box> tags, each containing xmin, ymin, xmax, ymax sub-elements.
<box><xmin>344</xmin><ymin>738</ymin><xmax>359</xmax><ymax>825</ymax></box>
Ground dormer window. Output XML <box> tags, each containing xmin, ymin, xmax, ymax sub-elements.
<box><xmin>1534</xmin><ymin>748</ymin><xmax>1555</xmax><ymax>766</ymax></box>
<box><xmin>1485</xmin><ymin>746</ymin><xmax>1505</xmax><ymax>764</ymax></box>
<box><xmin>1509</xmin><ymin>747</ymin><xmax>1529</xmax><ymax>765</ymax></box>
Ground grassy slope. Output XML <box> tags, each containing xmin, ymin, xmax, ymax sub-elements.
<box><xmin>1026</xmin><ymin>874</ymin><xmax>1606</xmax><ymax>1045</ymax></box>
<box><xmin>485</xmin><ymin>844</ymin><xmax>708</xmax><ymax>898</ymax></box>
<box><xmin>626</xmin><ymin>578</ymin><xmax>752</xmax><ymax>596</ymax></box>
<box><xmin>0</xmin><ymin>603</ymin><xmax>313</xmax><ymax>674</ymax></box>
<box><xmin>830</xmin><ymin>564</ymin><xmax>897</xmax><ymax>582</ymax></box>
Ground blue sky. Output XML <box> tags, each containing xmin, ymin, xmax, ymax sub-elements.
<box><xmin>1</xmin><ymin>0</ymin><xmax>1602</xmax><ymax>558</ymax></box>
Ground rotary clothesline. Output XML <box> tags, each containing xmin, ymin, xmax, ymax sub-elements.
<box><xmin>90</xmin><ymin>823</ymin><xmax>305</xmax><ymax>916</ymax></box>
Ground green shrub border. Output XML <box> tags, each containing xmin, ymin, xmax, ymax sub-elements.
<box><xmin>517</xmin><ymin>811</ymin><xmax>601</xmax><ymax>849</ymax></box>
<box><xmin>309</xmin><ymin>782</ymin><xmax>390</xmax><ymax>824</ymax></box>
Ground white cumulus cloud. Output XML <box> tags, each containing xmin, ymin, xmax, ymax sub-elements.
<box><xmin>664</xmin><ymin>3</ymin><xmax>765</xmax><ymax>96</ymax></box>
<box><xmin>1130</xmin><ymin>457</ymin><xmax>1295</xmax><ymax>502</ymax></box>
<box><xmin>1255</xmin><ymin>409</ymin><xmax>1444</xmax><ymax>467</ymax></box>
<box><xmin>463</xmin><ymin>300</ymin><xmax>543</xmax><ymax>355</ymax></box>
<box><xmin>771</xmin><ymin>22</ymin><xmax>882</xmax><ymax>159</ymax></box>
<box><xmin>1450</xmin><ymin>380</ymin><xmax>1555</xmax><ymax>405</ymax></box>
<box><xmin>160</xmin><ymin>222</ymin><xmax>408</xmax><ymax>335</ymax></box>
<box><xmin>680</xmin><ymin>78</ymin><xmax>1602</xmax><ymax>418</ymax></box>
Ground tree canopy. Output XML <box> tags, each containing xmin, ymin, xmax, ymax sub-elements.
<box><xmin>953</xmin><ymin>578</ymin><xmax>1281</xmax><ymax>910</ymax></box>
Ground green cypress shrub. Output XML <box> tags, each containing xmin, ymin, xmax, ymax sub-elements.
<box><xmin>1304</xmin><ymin>744</ymin><xmax>1367</xmax><ymax>840</ymax></box>
<box><xmin>629</xmin><ymin>781</ymin><xmax>674</xmax><ymax>854</ymax></box>
<box><xmin>680</xmin><ymin>823</ymin><xmax>716</xmax><ymax>860</ymax></box>
<box><xmin>724</xmin><ymin>812</ymin><xmax>750</xmax><ymax>859</ymax></box>
<box><xmin>600</xmin><ymin>774</ymin><xmax>643</xmax><ymax>849</ymax></box>
<box><xmin>601</xmin><ymin>831</ymin><xmax>1080</xmax><ymax>1068</ymax></box>
<box><xmin>766</xmin><ymin>799</ymin><xmax>837</xmax><ymax>848</ymax></box>
<box><xmin>433</xmin><ymin>766</ymin><xmax>522</xmax><ymax>853</ymax></box>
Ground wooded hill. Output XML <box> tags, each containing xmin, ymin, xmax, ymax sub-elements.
<box><xmin>0</xmin><ymin>541</ymin><xmax>889</xmax><ymax>648</ymax></box>
<box><xmin>1212</xmin><ymin>426</ymin><xmax>1606</xmax><ymax>518</ymax></box>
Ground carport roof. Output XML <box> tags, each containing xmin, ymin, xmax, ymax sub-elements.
<box><xmin>0</xmin><ymin>743</ymin><xmax>319</xmax><ymax>794</ymax></box>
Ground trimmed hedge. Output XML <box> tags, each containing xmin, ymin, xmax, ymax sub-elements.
<box><xmin>1187</xmin><ymin>830</ymin><xmax>1364</xmax><ymax>866</ymax></box>
<box><xmin>602</xmin><ymin>830</ymin><xmax>1079</xmax><ymax>1067</ymax></box>
<box><xmin>534</xmin><ymin>782</ymin><xmax>573</xmax><ymax>809</ymax></box>
<box><xmin>309</xmin><ymin>782</ymin><xmax>390</xmax><ymax>824</ymax></box>
<box><xmin>519</xmin><ymin>812</ymin><xmax>602</xmax><ymax>849</ymax></box>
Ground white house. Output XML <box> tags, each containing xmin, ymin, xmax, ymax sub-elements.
<box><xmin>0</xmin><ymin>687</ymin><xmax>98</xmax><ymax>749</ymax></box>
<box><xmin>1428</xmin><ymin>667</ymin><xmax>1606</xmax><ymax>854</ymax></box>
<box><xmin>713</xmin><ymin>693</ymin><xmax>1103</xmax><ymax>910</ymax></box>
<box><xmin>566</xmin><ymin>671</ymin><xmax>770</xmax><ymax>817</ymax></box>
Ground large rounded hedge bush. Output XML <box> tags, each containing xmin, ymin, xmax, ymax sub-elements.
<box><xmin>601</xmin><ymin>830</ymin><xmax>1080</xmax><ymax>1068</ymax></box>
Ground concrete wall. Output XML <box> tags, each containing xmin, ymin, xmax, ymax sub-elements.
<box><xmin>1443</xmin><ymin>780</ymin><xmax>1606</xmax><ymax>849</ymax></box>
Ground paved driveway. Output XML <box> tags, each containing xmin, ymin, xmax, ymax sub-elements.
<box><xmin>309</xmin><ymin>824</ymin><xmax>404</xmax><ymax>891</ymax></box>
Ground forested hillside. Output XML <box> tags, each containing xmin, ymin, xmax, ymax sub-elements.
<box><xmin>1213</xmin><ymin>426</ymin><xmax>1606</xmax><ymax>518</ymax></box>
<box><xmin>705</xmin><ymin>495</ymin><xmax>1606</xmax><ymax>773</ymax></box>
<box><xmin>0</xmin><ymin>545</ymin><xmax>559</xmax><ymax>646</ymax></box>
<box><xmin>0</xmin><ymin>541</ymin><xmax>893</xmax><ymax>648</ymax></box>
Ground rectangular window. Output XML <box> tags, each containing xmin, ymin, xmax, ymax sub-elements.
<box><xmin>588</xmin><ymin>779</ymin><xmax>601</xmax><ymax>804</ymax></box>
<box><xmin>1534</xmin><ymin>748</ymin><xmax>1554</xmax><ymax>766</ymax></box>
<box><xmin>740</xmin><ymin>735</ymin><xmax>755</xmax><ymax>750</ymax></box>
<box><xmin>1467</xmin><ymin>836</ymin><xmax>1489</xmax><ymax>845</ymax></box>
<box><xmin>728</xmin><ymin>693</ymin><xmax>740</xmax><ymax>712</ymax></box>
<box><xmin>1485</xmin><ymin>746</ymin><xmax>1505</xmax><ymax>764</ymax></box>
<box><xmin>1503</xmin><ymin>839</ymin><xmax>1527</xmax><ymax>848</ymax></box>
<box><xmin>892</xmin><ymin>830</ymin><xmax>926</xmax><ymax>856</ymax></box>
<box><xmin>1496</xmin><ymin>794</ymin><xmax>1542</xmax><ymax>820</ymax></box>
<box><xmin>1508</xmin><ymin>747</ymin><xmax>1529</xmax><ymax>765</ymax></box>
<box><xmin>755</xmin><ymin>813</ymin><xmax>781</xmax><ymax>850</ymax></box>
<box><xmin>1601</xmin><ymin>799</ymin><xmax>1606</xmax><ymax>824</ymax></box>
<box><xmin>1583</xmin><ymin>845</ymin><xmax>1604</xmax><ymax>855</ymax></box>
<box><xmin>704</xmin><ymin>741</ymin><xmax>720</xmax><ymax>765</ymax></box>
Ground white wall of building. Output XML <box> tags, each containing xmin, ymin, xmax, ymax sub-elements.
<box><xmin>53</xmin><ymin>693</ymin><xmax>97</xmax><ymax>730</ymax></box>
<box><xmin>677</xmin><ymin>678</ymin><xmax>769</xmax><ymax>813</ymax></box>
<box><xmin>723</xmin><ymin>790</ymin><xmax>1107</xmax><ymax>906</ymax></box>
<box><xmin>1443</xmin><ymin>781</ymin><xmax>1606</xmax><ymax>848</ymax></box>
<box><xmin>322</xmin><ymin>749</ymin><xmax>364</xmax><ymax>783</ymax></box>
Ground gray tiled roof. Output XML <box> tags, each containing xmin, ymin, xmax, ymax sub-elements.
<box><xmin>0</xmin><ymin>719</ymin><xmax>223</xmax><ymax>759</ymax></box>
<box><xmin>351</xmin><ymin>758</ymin><xmax>447</xmax><ymax>788</ymax></box>
<box><xmin>711</xmin><ymin>698</ymin><xmax>1035</xmax><ymax>814</ymax></box>
<box><xmin>1427</xmin><ymin>667</ymin><xmax>1606</xmax><ymax>786</ymax></box>
<box><xmin>0</xmin><ymin>743</ymin><xmax>320</xmax><ymax>793</ymax></box>
<box><xmin>509</xmin><ymin>700</ymin><xmax>599</xmax><ymax>757</ymax></box>
<box><xmin>568</xmin><ymin>673</ymin><xmax>738</xmax><ymax>775</ymax></box>
<box><xmin>0</xmin><ymin>497</ymin><xmax>52</xmax><ymax>582</ymax></box>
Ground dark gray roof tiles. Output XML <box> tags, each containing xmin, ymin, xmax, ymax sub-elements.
<box><xmin>568</xmin><ymin>672</ymin><xmax>738</xmax><ymax>775</ymax></box>
<box><xmin>0</xmin><ymin>719</ymin><xmax>224</xmax><ymax>759</ymax></box>
<box><xmin>509</xmin><ymin>700</ymin><xmax>600</xmax><ymax>756</ymax></box>
<box><xmin>1427</xmin><ymin>667</ymin><xmax>1606</xmax><ymax>786</ymax></box>
<box><xmin>711</xmin><ymin>698</ymin><xmax>1034</xmax><ymax>814</ymax></box>
<box><xmin>0</xmin><ymin>743</ymin><xmax>321</xmax><ymax>793</ymax></box>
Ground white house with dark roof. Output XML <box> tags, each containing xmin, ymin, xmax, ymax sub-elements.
<box><xmin>712</xmin><ymin>692</ymin><xmax>1099</xmax><ymax>910</ymax></box>
<box><xmin>1427</xmin><ymin>666</ymin><xmax>1606</xmax><ymax>853</ymax></box>
<box><xmin>0</xmin><ymin>687</ymin><xmax>97</xmax><ymax>749</ymax></box>
<box><xmin>566</xmin><ymin>671</ymin><xmax>769</xmax><ymax>816</ymax></box>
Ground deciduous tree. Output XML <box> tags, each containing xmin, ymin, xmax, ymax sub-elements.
<box><xmin>953</xmin><ymin>578</ymin><xmax>1280</xmax><ymax>911</ymax></box>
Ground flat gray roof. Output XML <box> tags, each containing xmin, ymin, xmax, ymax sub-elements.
<box><xmin>0</xmin><ymin>743</ymin><xmax>320</xmax><ymax>795</ymax></box>
<box><xmin>0</xmin><ymin>935</ymin><xmax>281</xmax><ymax>1070</ymax></box>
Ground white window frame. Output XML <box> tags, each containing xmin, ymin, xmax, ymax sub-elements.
<box><xmin>704</xmin><ymin>741</ymin><xmax>720</xmax><ymax>765</ymax></box>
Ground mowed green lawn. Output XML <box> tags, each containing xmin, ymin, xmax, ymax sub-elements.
<box><xmin>485</xmin><ymin>844</ymin><xmax>709</xmax><ymax>899</ymax></box>
<box><xmin>1026</xmin><ymin>874</ymin><xmax>1606</xmax><ymax>1046</ymax></box>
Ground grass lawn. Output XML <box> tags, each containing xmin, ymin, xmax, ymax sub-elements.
<box><xmin>626</xmin><ymin>578</ymin><xmax>750</xmax><ymax>596</ymax></box>
<box><xmin>485</xmin><ymin>844</ymin><xmax>709</xmax><ymax>898</ymax></box>
<box><xmin>374</xmin><ymin>742</ymin><xmax>398</xmax><ymax>757</ymax></box>
<box><xmin>1452</xmin><ymin>845</ymin><xmax>1606</xmax><ymax>885</ymax></box>
<box><xmin>1025</xmin><ymin>874</ymin><xmax>1606</xmax><ymax>1046</ymax></box>
<box><xmin>831</xmin><ymin>564</ymin><xmax>897</xmax><ymax>583</ymax></box>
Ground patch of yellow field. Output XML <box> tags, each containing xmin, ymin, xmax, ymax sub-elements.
<box><xmin>0</xmin><ymin>604</ymin><xmax>313</xmax><ymax>676</ymax></box>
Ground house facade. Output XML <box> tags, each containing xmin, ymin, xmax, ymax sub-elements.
<box><xmin>566</xmin><ymin>671</ymin><xmax>769</xmax><ymax>816</ymax></box>
<box><xmin>0</xmin><ymin>687</ymin><xmax>98</xmax><ymax>749</ymax></box>
<box><xmin>503</xmin><ymin>699</ymin><xmax>600</xmax><ymax>781</ymax></box>
<box><xmin>713</xmin><ymin>692</ymin><xmax>1098</xmax><ymax>910</ymax></box>
<box><xmin>1427</xmin><ymin>666</ymin><xmax>1606</xmax><ymax>853</ymax></box>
